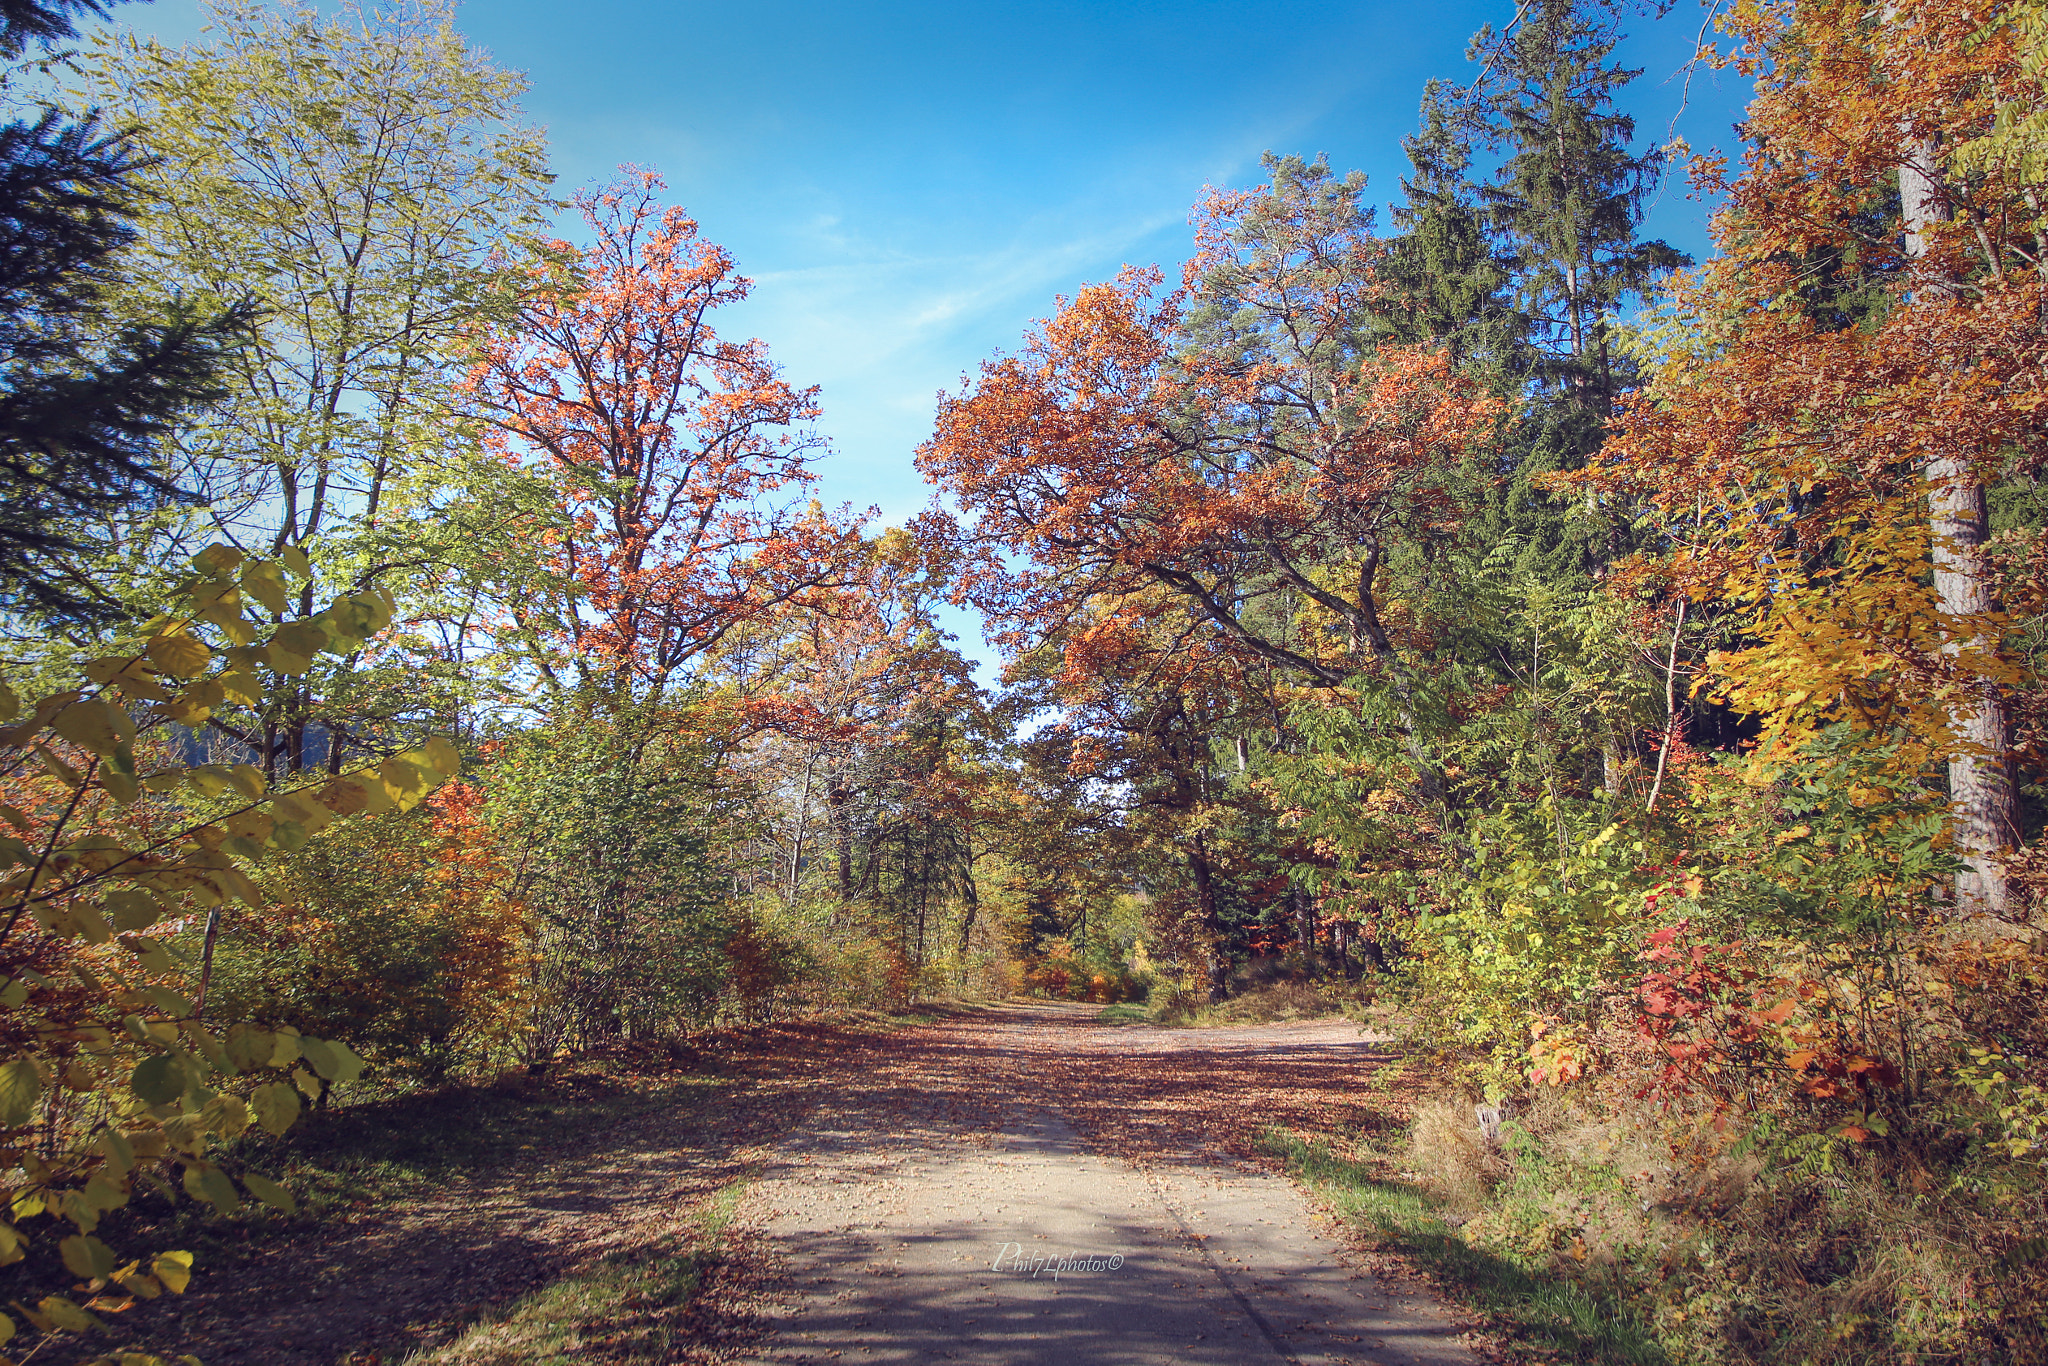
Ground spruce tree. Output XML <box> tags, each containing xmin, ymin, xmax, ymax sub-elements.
<box><xmin>0</xmin><ymin>0</ymin><xmax>246</xmax><ymax>627</ymax></box>
<box><xmin>1374</xmin><ymin>79</ymin><xmax>1525</xmax><ymax>380</ymax></box>
<box><xmin>1466</xmin><ymin>0</ymin><xmax>1687</xmax><ymax>428</ymax></box>
<box><xmin>1370</xmin><ymin>0</ymin><xmax>1692</xmax><ymax>799</ymax></box>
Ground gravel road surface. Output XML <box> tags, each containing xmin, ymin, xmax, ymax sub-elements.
<box><xmin>737</xmin><ymin>1003</ymin><xmax>1480</xmax><ymax>1366</ymax></box>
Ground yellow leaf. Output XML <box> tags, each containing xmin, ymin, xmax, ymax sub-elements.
<box><xmin>181</xmin><ymin>1163</ymin><xmax>238</xmax><ymax>1212</ymax></box>
<box><xmin>178</xmin><ymin>678</ymin><xmax>226</xmax><ymax>714</ymax></box>
<box><xmin>80</xmin><ymin>1174</ymin><xmax>122</xmax><ymax>1214</ymax></box>
<box><xmin>103</xmin><ymin>889</ymin><xmax>162</xmax><ymax>932</ymax></box>
<box><xmin>298</xmin><ymin>1036</ymin><xmax>365</xmax><ymax>1084</ymax></box>
<box><xmin>269</xmin><ymin>792</ymin><xmax>333</xmax><ymax>836</ymax></box>
<box><xmin>223</xmin><ymin>809</ymin><xmax>273</xmax><ymax>842</ymax></box>
<box><xmin>422</xmin><ymin>736</ymin><xmax>460</xmax><ymax>778</ymax></box>
<box><xmin>267</xmin><ymin>1028</ymin><xmax>302</xmax><ymax>1068</ymax></box>
<box><xmin>325</xmin><ymin>773</ymin><xmax>391</xmax><ymax>816</ymax></box>
<box><xmin>52</xmin><ymin>700</ymin><xmax>133</xmax><ymax>756</ymax></box>
<box><xmin>239</xmin><ymin>562</ymin><xmax>288</xmax><ymax>615</ymax></box>
<box><xmin>59</xmin><ymin>1235</ymin><xmax>115</xmax><ymax>1280</ymax></box>
<box><xmin>0</xmin><ymin>1060</ymin><xmax>40</xmax><ymax>1127</ymax></box>
<box><xmin>32</xmin><ymin>744</ymin><xmax>82</xmax><ymax>788</ymax></box>
<box><xmin>380</xmin><ymin>756</ymin><xmax>432</xmax><ymax>811</ymax></box>
<box><xmin>144</xmin><ymin>635</ymin><xmax>210</xmax><ymax>680</ymax></box>
<box><xmin>96</xmin><ymin>1134</ymin><xmax>133</xmax><ymax>1183</ymax></box>
<box><xmin>36</xmin><ymin>1294</ymin><xmax>93</xmax><ymax>1332</ymax></box>
<box><xmin>250</xmin><ymin>1081</ymin><xmax>300</xmax><ymax>1137</ymax></box>
<box><xmin>198</xmin><ymin>601</ymin><xmax>256</xmax><ymax>646</ymax></box>
<box><xmin>191</xmin><ymin>544</ymin><xmax>243</xmax><ymax>578</ymax></box>
<box><xmin>0</xmin><ymin>689</ymin><xmax>75</xmax><ymax>746</ymax></box>
<box><xmin>316</xmin><ymin>776</ymin><xmax>371</xmax><ymax>815</ymax></box>
<box><xmin>110</xmin><ymin>1266</ymin><xmax>161</xmax><ymax>1299</ymax></box>
<box><xmin>271</xmin><ymin>620</ymin><xmax>329</xmax><ymax>661</ymax></box>
<box><xmin>118</xmin><ymin>935</ymin><xmax>176</xmax><ymax>975</ymax></box>
<box><xmin>224</xmin><ymin>1024</ymin><xmax>274</xmax><ymax>1073</ymax></box>
<box><xmin>241</xmin><ymin>1173</ymin><xmax>295</xmax><ymax>1214</ymax></box>
<box><xmin>69</xmin><ymin>900</ymin><xmax>112</xmax><ymax>945</ymax></box>
<box><xmin>151</xmin><ymin>1250</ymin><xmax>192</xmax><ymax>1294</ymax></box>
<box><xmin>217</xmin><ymin>672</ymin><xmax>261</xmax><ymax>705</ymax></box>
<box><xmin>101</xmin><ymin>769</ymin><xmax>140</xmax><ymax>806</ymax></box>
<box><xmin>199</xmin><ymin>1094</ymin><xmax>249</xmax><ymax>1139</ymax></box>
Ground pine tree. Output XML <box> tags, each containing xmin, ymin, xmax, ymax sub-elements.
<box><xmin>0</xmin><ymin>0</ymin><xmax>246</xmax><ymax>626</ymax></box>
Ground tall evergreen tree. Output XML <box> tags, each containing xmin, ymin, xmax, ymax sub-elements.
<box><xmin>1374</xmin><ymin>80</ymin><xmax>1525</xmax><ymax>379</ymax></box>
<box><xmin>0</xmin><ymin>0</ymin><xmax>247</xmax><ymax>626</ymax></box>
<box><xmin>1367</xmin><ymin>0</ymin><xmax>1692</xmax><ymax>799</ymax></box>
<box><xmin>1466</xmin><ymin>0</ymin><xmax>1687</xmax><ymax>426</ymax></box>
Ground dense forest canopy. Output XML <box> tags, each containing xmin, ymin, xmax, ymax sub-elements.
<box><xmin>0</xmin><ymin>0</ymin><xmax>2041</xmax><ymax>1360</ymax></box>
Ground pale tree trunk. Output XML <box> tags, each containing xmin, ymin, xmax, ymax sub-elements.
<box><xmin>1899</xmin><ymin>130</ymin><xmax>2020</xmax><ymax>926</ymax></box>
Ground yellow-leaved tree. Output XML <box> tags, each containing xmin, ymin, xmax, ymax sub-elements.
<box><xmin>0</xmin><ymin>543</ymin><xmax>457</xmax><ymax>1363</ymax></box>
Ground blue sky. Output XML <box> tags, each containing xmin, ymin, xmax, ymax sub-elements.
<box><xmin>113</xmin><ymin>0</ymin><xmax>1752</xmax><ymax>668</ymax></box>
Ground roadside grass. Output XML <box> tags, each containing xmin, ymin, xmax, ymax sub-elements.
<box><xmin>75</xmin><ymin>1052</ymin><xmax>740</xmax><ymax>1366</ymax></box>
<box><xmin>96</xmin><ymin>1054</ymin><xmax>732</xmax><ymax>1283</ymax></box>
<box><xmin>230</xmin><ymin>1057</ymin><xmax>733</xmax><ymax>1223</ymax></box>
<box><xmin>403</xmin><ymin>1177</ymin><xmax>751</xmax><ymax>1366</ymax></box>
<box><xmin>1095</xmin><ymin>1003</ymin><xmax>1150</xmax><ymax>1025</ymax></box>
<box><xmin>1154</xmin><ymin>980</ymin><xmax>1378</xmax><ymax>1028</ymax></box>
<box><xmin>1258</xmin><ymin>1126</ymin><xmax>1671</xmax><ymax>1366</ymax></box>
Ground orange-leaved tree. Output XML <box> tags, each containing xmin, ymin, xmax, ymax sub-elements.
<box><xmin>468</xmin><ymin>170</ymin><xmax>865</xmax><ymax>712</ymax></box>
<box><xmin>920</xmin><ymin>156</ymin><xmax>1500</xmax><ymax>806</ymax></box>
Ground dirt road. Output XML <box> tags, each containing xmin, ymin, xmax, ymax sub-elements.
<box><xmin>734</xmin><ymin>1002</ymin><xmax>1480</xmax><ymax>1365</ymax></box>
<box><xmin>104</xmin><ymin>1002</ymin><xmax>1484</xmax><ymax>1365</ymax></box>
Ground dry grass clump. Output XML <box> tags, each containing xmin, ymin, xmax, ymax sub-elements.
<box><xmin>1214</xmin><ymin>980</ymin><xmax>1331</xmax><ymax>1021</ymax></box>
<box><xmin>1399</xmin><ymin>1076</ymin><xmax>2048</xmax><ymax>1364</ymax></box>
<box><xmin>1404</xmin><ymin>1092</ymin><xmax>1510</xmax><ymax>1213</ymax></box>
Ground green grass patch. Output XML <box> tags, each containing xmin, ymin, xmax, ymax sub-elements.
<box><xmin>1258</xmin><ymin>1127</ymin><xmax>1670</xmax><ymax>1366</ymax></box>
<box><xmin>404</xmin><ymin>1178</ymin><xmax>749</xmax><ymax>1366</ymax></box>
<box><xmin>1096</xmin><ymin>1004</ymin><xmax>1150</xmax><ymax>1025</ymax></box>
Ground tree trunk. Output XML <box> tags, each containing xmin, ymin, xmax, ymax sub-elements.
<box><xmin>1290</xmin><ymin>883</ymin><xmax>1317</xmax><ymax>969</ymax></box>
<box><xmin>830</xmin><ymin>780</ymin><xmax>852</xmax><ymax>903</ymax></box>
<box><xmin>1899</xmin><ymin>125</ymin><xmax>2020</xmax><ymax>926</ymax></box>
<box><xmin>1189</xmin><ymin>831</ymin><xmax>1228</xmax><ymax>1002</ymax></box>
<box><xmin>957</xmin><ymin>856</ymin><xmax>979</xmax><ymax>986</ymax></box>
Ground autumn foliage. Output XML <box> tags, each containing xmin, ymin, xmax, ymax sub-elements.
<box><xmin>3</xmin><ymin>0</ymin><xmax>2048</xmax><ymax>1361</ymax></box>
<box><xmin>468</xmin><ymin>171</ymin><xmax>864</xmax><ymax>702</ymax></box>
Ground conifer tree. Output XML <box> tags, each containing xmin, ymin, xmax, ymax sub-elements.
<box><xmin>1465</xmin><ymin>0</ymin><xmax>1686</xmax><ymax>427</ymax></box>
<box><xmin>1374</xmin><ymin>80</ymin><xmax>1524</xmax><ymax>378</ymax></box>
<box><xmin>0</xmin><ymin>0</ymin><xmax>247</xmax><ymax>626</ymax></box>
